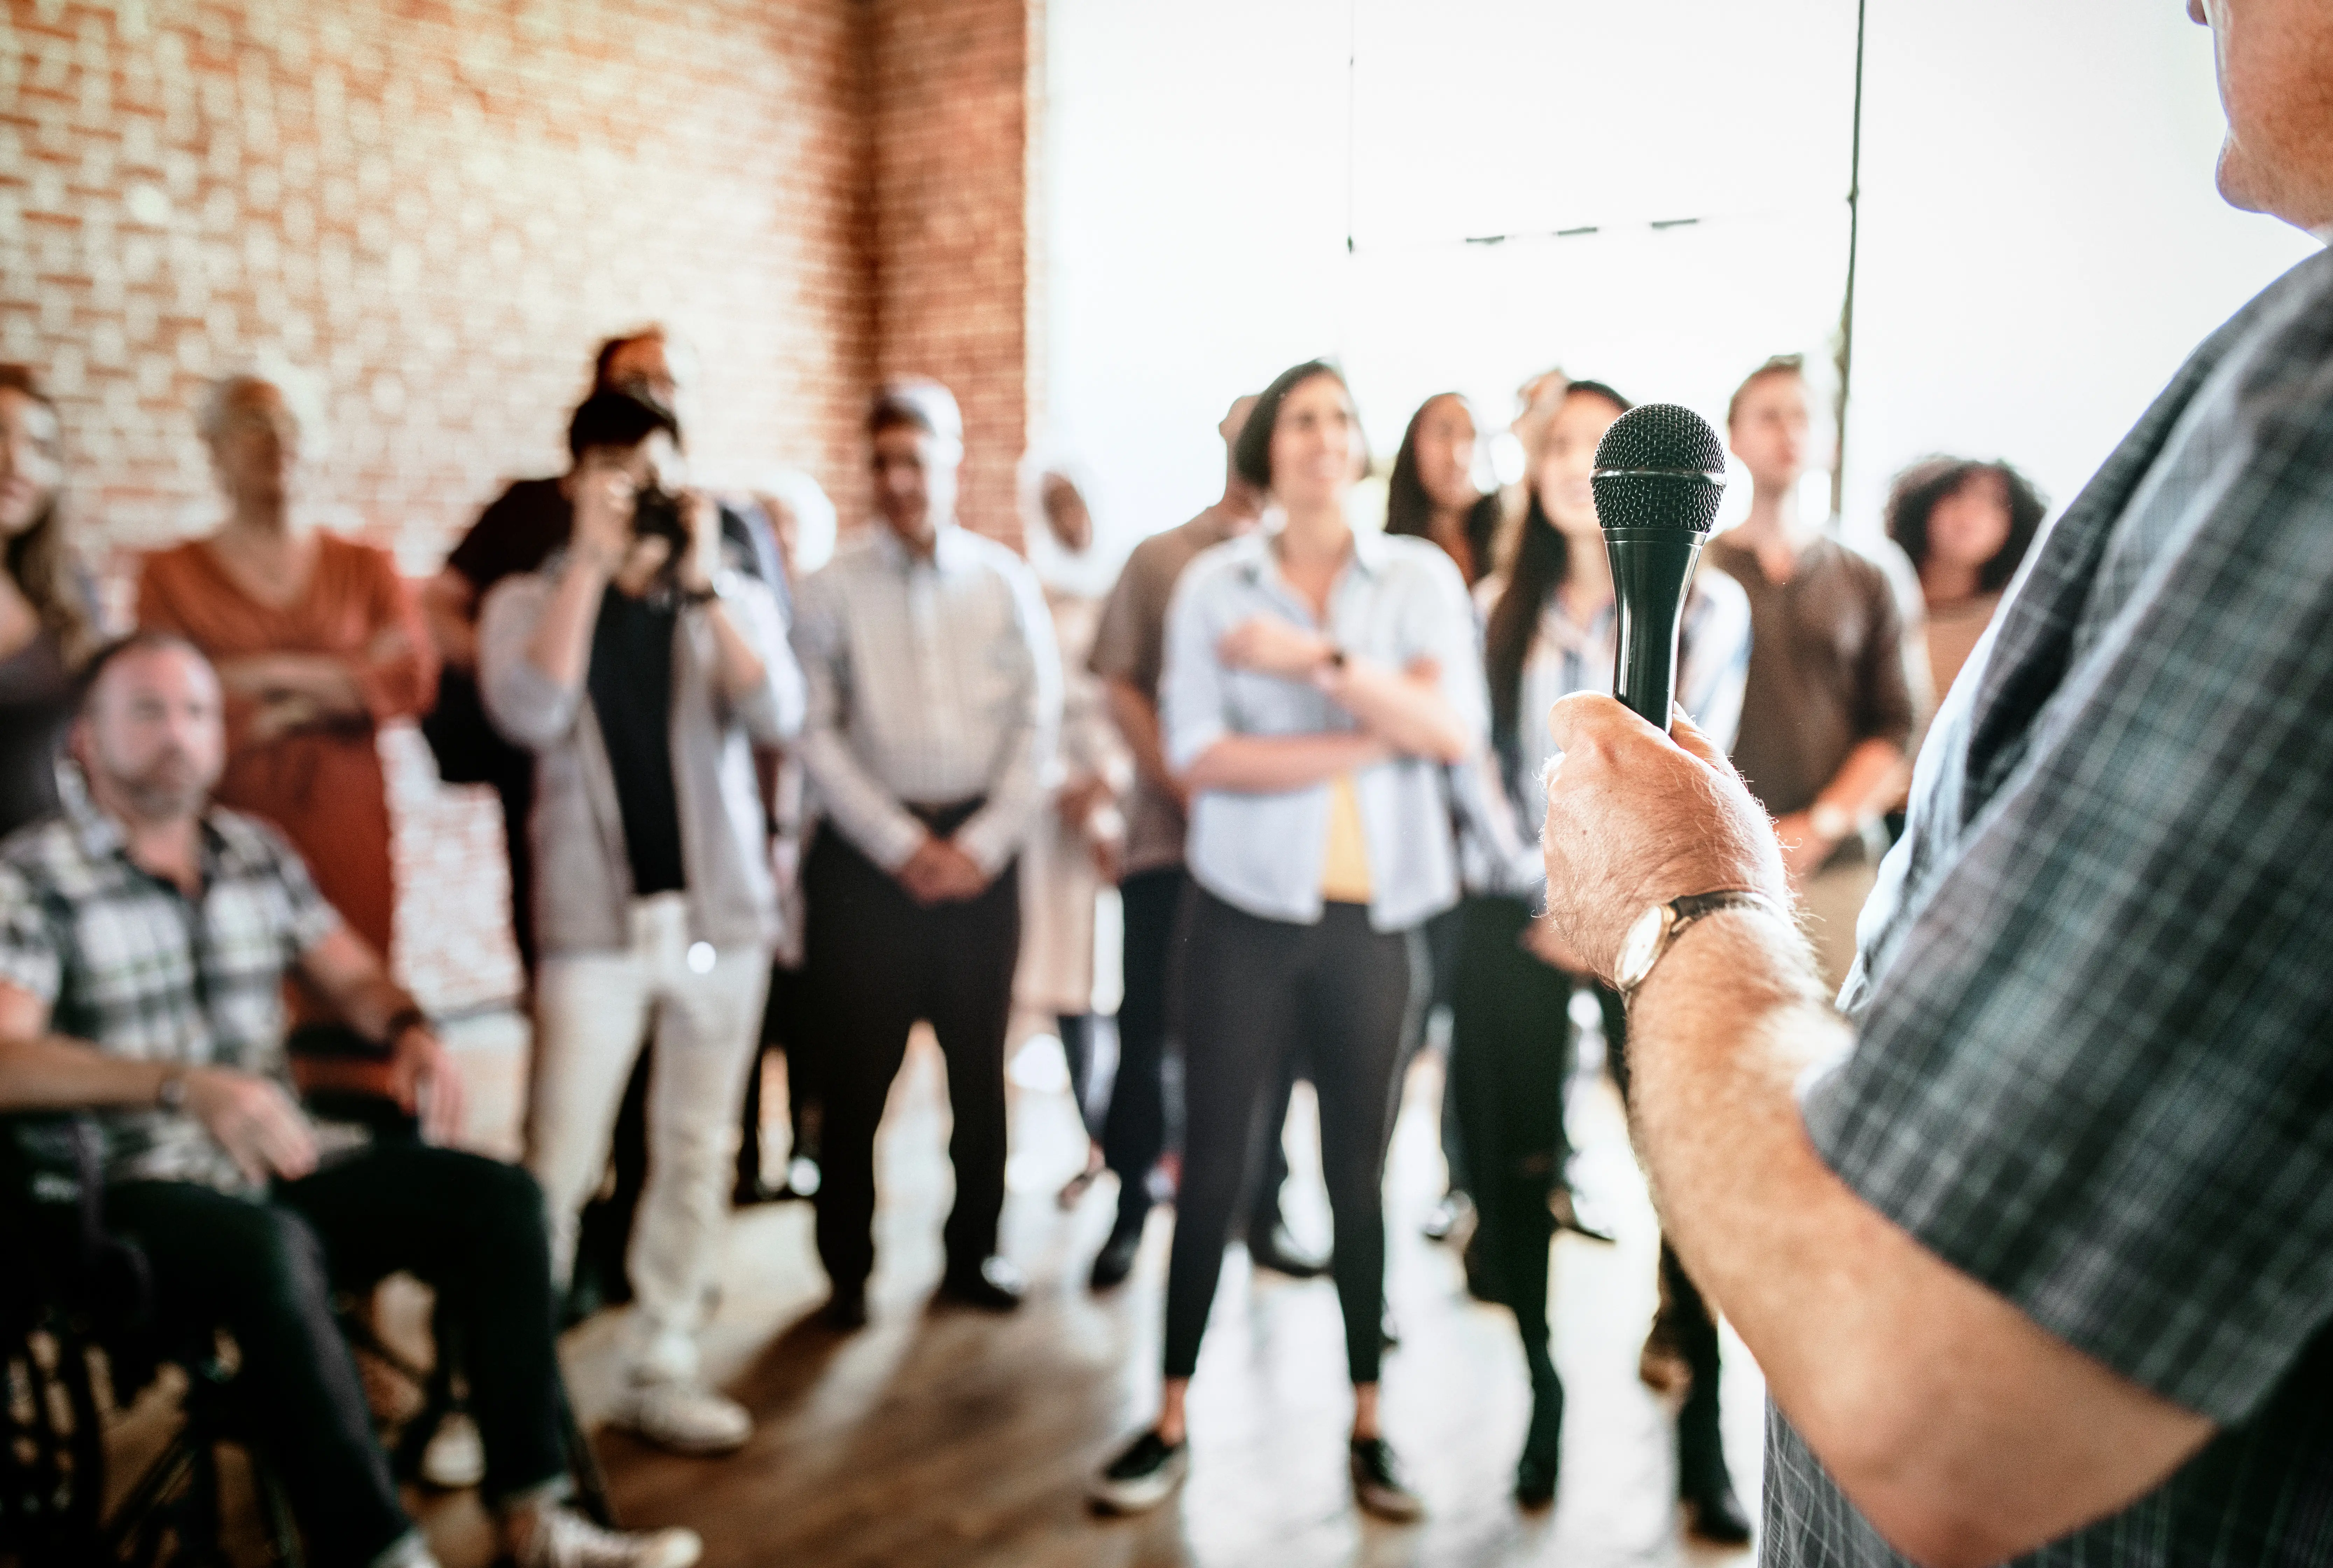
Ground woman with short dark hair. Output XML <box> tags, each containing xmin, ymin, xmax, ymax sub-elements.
<box><xmin>0</xmin><ymin>364</ymin><xmax>99</xmax><ymax>838</ymax></box>
<box><xmin>1884</xmin><ymin>457</ymin><xmax>2046</xmax><ymax>699</ymax></box>
<box><xmin>1088</xmin><ymin>361</ymin><xmax>1484</xmax><ymax>1522</ymax></box>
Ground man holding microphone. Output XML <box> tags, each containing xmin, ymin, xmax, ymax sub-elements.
<box><xmin>1536</xmin><ymin>2</ymin><xmax>2333</xmax><ymax>1562</ymax></box>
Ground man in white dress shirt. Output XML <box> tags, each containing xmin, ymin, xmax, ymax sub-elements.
<box><xmin>789</xmin><ymin>379</ymin><xmax>1061</xmax><ymax>1328</ymax></box>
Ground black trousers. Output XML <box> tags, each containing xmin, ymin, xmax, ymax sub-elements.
<box><xmin>1103</xmin><ymin>866</ymin><xmax>1184</xmax><ymax>1236</ymax></box>
<box><xmin>802</xmin><ymin>821</ymin><xmax>1020</xmax><ymax>1292</ymax></box>
<box><xmin>1602</xmin><ymin>964</ymin><xmax>1728</xmax><ymax>1488</ymax></box>
<box><xmin>1447</xmin><ymin>895</ymin><xmax>1576</xmax><ymax>1394</ymax></box>
<box><xmin>1163</xmin><ymin>891</ymin><xmax>1413</xmax><ymax>1386</ymax></box>
<box><xmin>107</xmin><ymin>1145</ymin><xmax>565</xmax><ymax>1568</ymax></box>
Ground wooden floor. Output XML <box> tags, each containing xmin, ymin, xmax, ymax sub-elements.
<box><xmin>390</xmin><ymin>1020</ymin><xmax>1768</xmax><ymax>1568</ymax></box>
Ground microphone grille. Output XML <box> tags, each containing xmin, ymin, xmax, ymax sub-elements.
<box><xmin>1592</xmin><ymin>403</ymin><xmax>1727</xmax><ymax>533</ymax></box>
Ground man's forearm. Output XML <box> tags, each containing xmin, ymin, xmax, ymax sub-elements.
<box><xmin>1628</xmin><ymin>911</ymin><xmax>2213</xmax><ymax>1568</ymax></box>
<box><xmin>524</xmin><ymin>558</ymin><xmax>611</xmax><ymax>690</ymax></box>
<box><xmin>701</xmin><ymin>598</ymin><xmax>770</xmax><ymax>700</ymax></box>
<box><xmin>0</xmin><ymin>1033</ymin><xmax>172</xmax><ymax>1112</ymax></box>
<box><xmin>1817</xmin><ymin>738</ymin><xmax>1909</xmax><ymax>825</ymax></box>
<box><xmin>1105</xmin><ymin>680</ymin><xmax>1178</xmax><ymax>798</ymax></box>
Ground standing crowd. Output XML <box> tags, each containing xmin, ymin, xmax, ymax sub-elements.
<box><xmin>0</xmin><ymin>336</ymin><xmax>2045</xmax><ymax>1566</ymax></box>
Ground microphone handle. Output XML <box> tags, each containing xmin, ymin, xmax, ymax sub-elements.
<box><xmin>1603</xmin><ymin>527</ymin><xmax>1707</xmax><ymax>731</ymax></box>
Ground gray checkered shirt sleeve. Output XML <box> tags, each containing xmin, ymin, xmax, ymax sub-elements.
<box><xmin>0</xmin><ymin>861</ymin><xmax>62</xmax><ymax>1003</ymax></box>
<box><xmin>1804</xmin><ymin>293</ymin><xmax>2333</xmax><ymax>1427</ymax></box>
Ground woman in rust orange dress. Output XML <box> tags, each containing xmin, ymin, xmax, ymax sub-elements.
<box><xmin>137</xmin><ymin>371</ymin><xmax>436</xmax><ymax>966</ymax></box>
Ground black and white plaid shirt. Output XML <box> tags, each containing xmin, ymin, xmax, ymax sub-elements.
<box><xmin>0</xmin><ymin>793</ymin><xmax>343</xmax><ymax>1193</ymax></box>
<box><xmin>1769</xmin><ymin>250</ymin><xmax>2333</xmax><ymax>1565</ymax></box>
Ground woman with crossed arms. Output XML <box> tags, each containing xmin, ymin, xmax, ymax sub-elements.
<box><xmin>1089</xmin><ymin>360</ymin><xmax>1483</xmax><ymax>1522</ymax></box>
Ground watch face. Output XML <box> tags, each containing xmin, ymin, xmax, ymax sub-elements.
<box><xmin>1618</xmin><ymin>904</ymin><xmax>1666</xmax><ymax>990</ymax></box>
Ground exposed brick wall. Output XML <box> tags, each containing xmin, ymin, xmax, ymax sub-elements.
<box><xmin>0</xmin><ymin>0</ymin><xmax>1043</xmax><ymax>1008</ymax></box>
<box><xmin>868</xmin><ymin>0</ymin><xmax>1037</xmax><ymax>548</ymax></box>
<box><xmin>1</xmin><ymin>0</ymin><xmax>874</xmax><ymax>575</ymax></box>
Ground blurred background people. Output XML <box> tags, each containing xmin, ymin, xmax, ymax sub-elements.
<box><xmin>423</xmin><ymin>329</ymin><xmax>786</xmax><ymax>1321</ymax></box>
<box><xmin>1015</xmin><ymin>463</ymin><xmax>1129</xmax><ymax>1204</ymax></box>
<box><xmin>0</xmin><ymin>365</ymin><xmax>99</xmax><ymax>839</ymax></box>
<box><xmin>1385</xmin><ymin>392</ymin><xmax>1503</xmax><ymax>588</ymax></box>
<box><xmin>1081</xmin><ymin>393</ymin><xmax>1263</xmax><ymax>1290</ymax></box>
<box><xmin>1383</xmin><ymin>389</ymin><xmax>1505</xmax><ymax>1249</ymax></box>
<box><xmin>789</xmin><ymin>379</ymin><xmax>1060</xmax><ymax>1330</ymax></box>
<box><xmin>1454</xmin><ymin>377</ymin><xmax>1752</xmax><ymax>1524</ymax></box>
<box><xmin>1091</xmin><ymin>361</ymin><xmax>1483</xmax><ymax>1523</ymax></box>
<box><xmin>1884</xmin><ymin>455</ymin><xmax>2047</xmax><ymax>701</ymax></box>
<box><xmin>138</xmin><ymin>369</ymin><xmax>437</xmax><ymax>993</ymax></box>
<box><xmin>479</xmin><ymin>387</ymin><xmax>804</xmax><ymax>1456</ymax></box>
<box><xmin>1704</xmin><ymin>355</ymin><xmax>1915</xmax><ymax>992</ymax></box>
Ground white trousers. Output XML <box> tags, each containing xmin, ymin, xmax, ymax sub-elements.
<box><xmin>527</xmin><ymin>893</ymin><xmax>769</xmax><ymax>1382</ymax></box>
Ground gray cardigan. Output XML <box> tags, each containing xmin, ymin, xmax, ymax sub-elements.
<box><xmin>478</xmin><ymin>558</ymin><xmax>806</xmax><ymax>958</ymax></box>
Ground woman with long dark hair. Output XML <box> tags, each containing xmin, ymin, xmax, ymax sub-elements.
<box><xmin>1450</xmin><ymin>379</ymin><xmax>1751</xmax><ymax>1525</ymax></box>
<box><xmin>1385</xmin><ymin>391</ymin><xmax>1504</xmax><ymax>586</ymax></box>
<box><xmin>1883</xmin><ymin>456</ymin><xmax>2045</xmax><ymax>699</ymax></box>
<box><xmin>0</xmin><ymin>365</ymin><xmax>100</xmax><ymax>838</ymax></box>
<box><xmin>1089</xmin><ymin>361</ymin><xmax>1484</xmax><ymax>1522</ymax></box>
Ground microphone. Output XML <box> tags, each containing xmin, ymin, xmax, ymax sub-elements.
<box><xmin>1591</xmin><ymin>404</ymin><xmax>1728</xmax><ymax>730</ymax></box>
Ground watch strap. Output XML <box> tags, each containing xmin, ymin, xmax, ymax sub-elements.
<box><xmin>1621</xmin><ymin>888</ymin><xmax>1786</xmax><ymax>1000</ymax></box>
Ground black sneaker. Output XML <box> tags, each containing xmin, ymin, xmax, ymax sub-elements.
<box><xmin>1087</xmin><ymin>1428</ymin><xmax>1188</xmax><ymax>1514</ymax></box>
<box><xmin>1683</xmin><ymin>1477</ymin><xmax>1753</xmax><ymax>1546</ymax></box>
<box><xmin>1088</xmin><ymin>1224</ymin><xmax>1144</xmax><ymax>1291</ymax></box>
<box><xmin>1349</xmin><ymin>1436</ymin><xmax>1424</xmax><ymax>1521</ymax></box>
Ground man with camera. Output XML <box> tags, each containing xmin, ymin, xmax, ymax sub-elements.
<box><xmin>480</xmin><ymin>388</ymin><xmax>804</xmax><ymax>1455</ymax></box>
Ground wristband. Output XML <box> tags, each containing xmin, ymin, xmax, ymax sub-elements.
<box><xmin>381</xmin><ymin>1005</ymin><xmax>433</xmax><ymax>1051</ymax></box>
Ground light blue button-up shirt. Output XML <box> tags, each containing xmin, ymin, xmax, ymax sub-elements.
<box><xmin>1161</xmin><ymin>527</ymin><xmax>1485</xmax><ymax>932</ymax></box>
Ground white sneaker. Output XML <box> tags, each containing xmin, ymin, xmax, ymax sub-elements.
<box><xmin>518</xmin><ymin>1505</ymin><xmax>702</xmax><ymax>1568</ymax></box>
<box><xmin>611</xmin><ymin>1379</ymin><xmax>753</xmax><ymax>1456</ymax></box>
<box><xmin>419</xmin><ymin>1412</ymin><xmax>486</xmax><ymax>1490</ymax></box>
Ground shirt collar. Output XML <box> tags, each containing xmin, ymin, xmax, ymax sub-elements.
<box><xmin>872</xmin><ymin>518</ymin><xmax>977</xmax><ymax>575</ymax></box>
<box><xmin>62</xmin><ymin>776</ymin><xmax>233</xmax><ymax>887</ymax></box>
<box><xmin>1233</xmin><ymin>523</ymin><xmax>1393</xmax><ymax>584</ymax></box>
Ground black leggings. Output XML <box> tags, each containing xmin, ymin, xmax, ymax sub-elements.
<box><xmin>1162</xmin><ymin>890</ymin><xmax>1415</xmax><ymax>1386</ymax></box>
<box><xmin>1447</xmin><ymin>894</ymin><xmax>1576</xmax><ymax>1393</ymax></box>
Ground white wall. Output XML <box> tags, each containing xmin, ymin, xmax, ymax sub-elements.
<box><xmin>1842</xmin><ymin>1</ymin><xmax>2314</xmax><ymax>535</ymax></box>
<box><xmin>1042</xmin><ymin>1</ymin><xmax>2317</xmax><ymax>558</ymax></box>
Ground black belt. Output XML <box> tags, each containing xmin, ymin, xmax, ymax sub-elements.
<box><xmin>905</xmin><ymin>797</ymin><xmax>986</xmax><ymax>838</ymax></box>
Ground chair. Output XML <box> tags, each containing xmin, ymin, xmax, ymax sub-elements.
<box><xmin>1</xmin><ymin>1111</ymin><xmax>305</xmax><ymax>1567</ymax></box>
<box><xmin>2</xmin><ymin>1101</ymin><xmax>613</xmax><ymax>1567</ymax></box>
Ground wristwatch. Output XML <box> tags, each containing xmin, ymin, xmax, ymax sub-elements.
<box><xmin>156</xmin><ymin>1069</ymin><xmax>189</xmax><ymax>1114</ymax></box>
<box><xmin>1614</xmin><ymin>889</ymin><xmax>1785</xmax><ymax>1001</ymax></box>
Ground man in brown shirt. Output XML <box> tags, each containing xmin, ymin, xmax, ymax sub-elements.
<box><xmin>1081</xmin><ymin>394</ymin><xmax>1263</xmax><ymax>1289</ymax></box>
<box><xmin>1705</xmin><ymin>357</ymin><xmax>1916</xmax><ymax>992</ymax></box>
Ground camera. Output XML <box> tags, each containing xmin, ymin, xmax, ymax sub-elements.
<box><xmin>630</xmin><ymin>483</ymin><xmax>690</xmax><ymax>551</ymax></box>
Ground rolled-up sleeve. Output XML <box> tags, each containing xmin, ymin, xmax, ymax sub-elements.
<box><xmin>1161</xmin><ymin>560</ymin><xmax>1231</xmax><ymax>774</ymax></box>
<box><xmin>0</xmin><ymin>863</ymin><xmax>61</xmax><ymax>1007</ymax></box>
<box><xmin>711</xmin><ymin>577</ymin><xmax>805</xmax><ymax>746</ymax></box>
<box><xmin>1408</xmin><ymin>552</ymin><xmax>1488</xmax><ymax>751</ymax></box>
<box><xmin>788</xmin><ymin>569</ymin><xmax>928</xmax><ymax>873</ymax></box>
<box><xmin>476</xmin><ymin>572</ymin><xmax>584</xmax><ymax>752</ymax></box>
<box><xmin>1808</xmin><ymin>432</ymin><xmax>2333</xmax><ymax>1425</ymax></box>
<box><xmin>953</xmin><ymin>564</ymin><xmax>1064</xmax><ymax>877</ymax></box>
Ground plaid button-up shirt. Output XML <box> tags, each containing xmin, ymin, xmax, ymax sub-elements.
<box><xmin>0</xmin><ymin>794</ymin><xmax>343</xmax><ymax>1193</ymax></box>
<box><xmin>1764</xmin><ymin>254</ymin><xmax>2333</xmax><ymax>1563</ymax></box>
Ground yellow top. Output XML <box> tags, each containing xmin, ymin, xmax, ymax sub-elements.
<box><xmin>1319</xmin><ymin>773</ymin><xmax>1373</xmax><ymax>905</ymax></box>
